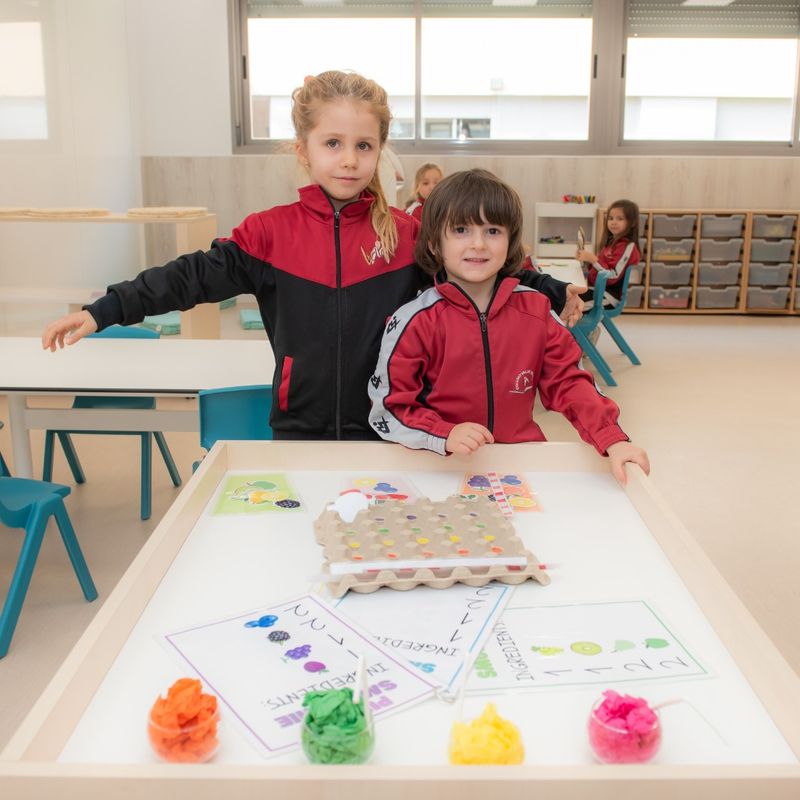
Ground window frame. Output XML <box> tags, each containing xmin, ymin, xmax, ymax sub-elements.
<box><xmin>229</xmin><ymin>0</ymin><xmax>800</xmax><ymax>157</ymax></box>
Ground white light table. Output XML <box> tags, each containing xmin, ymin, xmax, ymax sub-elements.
<box><xmin>0</xmin><ymin>210</ymin><xmax>220</xmax><ymax>338</ymax></box>
<box><xmin>0</xmin><ymin>337</ymin><xmax>275</xmax><ymax>478</ymax></box>
<box><xmin>535</xmin><ymin>258</ymin><xmax>587</xmax><ymax>287</ymax></box>
<box><xmin>2</xmin><ymin>442</ymin><xmax>798</xmax><ymax>798</ymax></box>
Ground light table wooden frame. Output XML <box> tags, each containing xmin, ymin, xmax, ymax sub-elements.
<box><xmin>1</xmin><ymin>442</ymin><xmax>798</xmax><ymax>799</ymax></box>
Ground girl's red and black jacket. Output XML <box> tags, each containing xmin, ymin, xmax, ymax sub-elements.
<box><xmin>84</xmin><ymin>185</ymin><xmax>571</xmax><ymax>440</ymax></box>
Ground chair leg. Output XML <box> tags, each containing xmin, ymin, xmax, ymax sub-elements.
<box><xmin>56</xmin><ymin>432</ymin><xmax>86</xmax><ymax>484</ymax></box>
<box><xmin>0</xmin><ymin>450</ymin><xmax>9</xmax><ymax>477</ymax></box>
<box><xmin>573</xmin><ymin>329</ymin><xmax>617</xmax><ymax>388</ymax></box>
<box><xmin>154</xmin><ymin>432</ymin><xmax>182</xmax><ymax>487</ymax></box>
<box><xmin>0</xmin><ymin>505</ymin><xmax>48</xmax><ymax>658</ymax></box>
<box><xmin>602</xmin><ymin>317</ymin><xmax>642</xmax><ymax>366</ymax></box>
<box><xmin>52</xmin><ymin>502</ymin><xmax>98</xmax><ymax>602</ymax></box>
<box><xmin>140</xmin><ymin>433</ymin><xmax>152</xmax><ymax>521</ymax></box>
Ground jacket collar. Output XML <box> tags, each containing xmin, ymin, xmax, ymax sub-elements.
<box><xmin>298</xmin><ymin>184</ymin><xmax>375</xmax><ymax>221</ymax></box>
<box><xmin>434</xmin><ymin>272</ymin><xmax>520</xmax><ymax>319</ymax></box>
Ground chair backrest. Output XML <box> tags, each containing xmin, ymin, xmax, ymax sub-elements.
<box><xmin>89</xmin><ymin>325</ymin><xmax>160</xmax><ymax>340</ymax></box>
<box><xmin>198</xmin><ymin>385</ymin><xmax>273</xmax><ymax>451</ymax></box>
<box><xmin>575</xmin><ymin>270</ymin><xmax>609</xmax><ymax>332</ymax></box>
<box><xmin>604</xmin><ymin>264</ymin><xmax>636</xmax><ymax>320</ymax></box>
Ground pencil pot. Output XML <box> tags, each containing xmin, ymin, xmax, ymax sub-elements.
<box><xmin>301</xmin><ymin>689</ymin><xmax>374</xmax><ymax>764</ymax></box>
<box><xmin>587</xmin><ymin>693</ymin><xmax>661</xmax><ymax>764</ymax></box>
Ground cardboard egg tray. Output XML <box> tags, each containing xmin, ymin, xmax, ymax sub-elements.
<box><xmin>314</xmin><ymin>495</ymin><xmax>550</xmax><ymax>597</ymax></box>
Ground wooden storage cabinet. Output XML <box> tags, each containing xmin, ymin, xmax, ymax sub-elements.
<box><xmin>597</xmin><ymin>209</ymin><xmax>800</xmax><ymax>315</ymax></box>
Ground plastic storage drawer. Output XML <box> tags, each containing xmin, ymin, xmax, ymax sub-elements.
<box><xmin>650</xmin><ymin>262</ymin><xmax>692</xmax><ymax>285</ymax></box>
<box><xmin>698</xmin><ymin>262</ymin><xmax>741</xmax><ymax>285</ymax></box>
<box><xmin>638</xmin><ymin>216</ymin><xmax>648</xmax><ymax>236</ymax></box>
<box><xmin>627</xmin><ymin>264</ymin><xmax>644</xmax><ymax>285</ymax></box>
<box><xmin>752</xmin><ymin>214</ymin><xmax>795</xmax><ymax>239</ymax></box>
<box><xmin>639</xmin><ymin>237</ymin><xmax>648</xmax><ymax>255</ymax></box>
<box><xmin>796</xmin><ymin>292</ymin><xmax>800</xmax><ymax>311</ymax></box>
<box><xmin>649</xmin><ymin>286</ymin><xmax>692</xmax><ymax>309</ymax></box>
<box><xmin>651</xmin><ymin>238</ymin><xmax>694</xmax><ymax>261</ymax></box>
<box><xmin>747</xmin><ymin>287</ymin><xmax>790</xmax><ymax>309</ymax></box>
<box><xmin>627</xmin><ymin>285</ymin><xmax>644</xmax><ymax>308</ymax></box>
<box><xmin>699</xmin><ymin>238</ymin><xmax>743</xmax><ymax>261</ymax></box>
<box><xmin>747</xmin><ymin>263</ymin><xmax>792</xmax><ymax>287</ymax></box>
<box><xmin>700</xmin><ymin>214</ymin><xmax>744</xmax><ymax>238</ymax></box>
<box><xmin>696</xmin><ymin>286</ymin><xmax>739</xmax><ymax>309</ymax></box>
<box><xmin>652</xmin><ymin>214</ymin><xmax>695</xmax><ymax>237</ymax></box>
<box><xmin>750</xmin><ymin>239</ymin><xmax>793</xmax><ymax>262</ymax></box>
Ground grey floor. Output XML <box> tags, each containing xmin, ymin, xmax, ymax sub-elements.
<box><xmin>0</xmin><ymin>308</ymin><xmax>799</xmax><ymax>751</ymax></box>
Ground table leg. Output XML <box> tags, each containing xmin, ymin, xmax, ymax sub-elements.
<box><xmin>7</xmin><ymin>395</ymin><xmax>34</xmax><ymax>478</ymax></box>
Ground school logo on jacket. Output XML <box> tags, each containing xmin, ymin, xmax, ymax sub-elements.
<box><xmin>361</xmin><ymin>238</ymin><xmax>386</xmax><ymax>266</ymax></box>
<box><xmin>510</xmin><ymin>369</ymin><xmax>535</xmax><ymax>394</ymax></box>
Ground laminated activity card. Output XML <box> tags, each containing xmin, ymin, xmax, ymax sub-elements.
<box><xmin>340</xmin><ymin>474</ymin><xmax>420</xmax><ymax>504</ymax></box>
<box><xmin>162</xmin><ymin>594</ymin><xmax>436</xmax><ymax>757</ymax></box>
<box><xmin>467</xmin><ymin>600</ymin><xmax>708</xmax><ymax>694</ymax></box>
<box><xmin>459</xmin><ymin>472</ymin><xmax>540</xmax><ymax>515</ymax></box>
<box><xmin>336</xmin><ymin>582</ymin><xmax>513</xmax><ymax>696</ymax></box>
<box><xmin>212</xmin><ymin>473</ymin><xmax>303</xmax><ymax>515</ymax></box>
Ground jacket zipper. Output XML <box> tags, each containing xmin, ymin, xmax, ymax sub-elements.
<box><xmin>448</xmin><ymin>279</ymin><xmax>497</xmax><ymax>433</ymax></box>
<box><xmin>333</xmin><ymin>209</ymin><xmax>342</xmax><ymax>439</ymax></box>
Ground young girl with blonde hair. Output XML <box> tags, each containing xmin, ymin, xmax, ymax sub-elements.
<box><xmin>43</xmin><ymin>71</ymin><xmax>581</xmax><ymax>441</ymax></box>
<box><xmin>405</xmin><ymin>162</ymin><xmax>443</xmax><ymax>221</ymax></box>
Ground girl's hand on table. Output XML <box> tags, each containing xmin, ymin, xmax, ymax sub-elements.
<box><xmin>606</xmin><ymin>441</ymin><xmax>651</xmax><ymax>486</ymax></box>
<box><xmin>42</xmin><ymin>310</ymin><xmax>98</xmax><ymax>351</ymax></box>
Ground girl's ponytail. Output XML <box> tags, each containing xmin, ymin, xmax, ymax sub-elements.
<box><xmin>367</xmin><ymin>169</ymin><xmax>398</xmax><ymax>261</ymax></box>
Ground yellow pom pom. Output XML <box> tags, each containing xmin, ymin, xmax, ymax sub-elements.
<box><xmin>448</xmin><ymin>703</ymin><xmax>524</xmax><ymax>765</ymax></box>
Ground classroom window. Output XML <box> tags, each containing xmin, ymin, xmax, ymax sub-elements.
<box><xmin>0</xmin><ymin>19</ymin><xmax>48</xmax><ymax>140</ymax></box>
<box><xmin>624</xmin><ymin>1</ymin><xmax>800</xmax><ymax>143</ymax></box>
<box><xmin>238</xmin><ymin>0</ymin><xmax>593</xmax><ymax>150</ymax></box>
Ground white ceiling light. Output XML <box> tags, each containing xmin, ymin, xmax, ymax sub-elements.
<box><xmin>681</xmin><ymin>0</ymin><xmax>736</xmax><ymax>6</ymax></box>
<box><xmin>493</xmin><ymin>0</ymin><xmax>540</xmax><ymax>6</ymax></box>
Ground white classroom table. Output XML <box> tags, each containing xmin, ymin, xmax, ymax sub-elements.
<box><xmin>535</xmin><ymin>258</ymin><xmax>587</xmax><ymax>287</ymax></box>
<box><xmin>0</xmin><ymin>337</ymin><xmax>275</xmax><ymax>478</ymax></box>
<box><xmin>2</xmin><ymin>442</ymin><xmax>798</xmax><ymax>798</ymax></box>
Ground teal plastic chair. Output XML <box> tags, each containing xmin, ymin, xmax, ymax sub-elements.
<box><xmin>193</xmin><ymin>385</ymin><xmax>273</xmax><ymax>471</ymax></box>
<box><xmin>0</xmin><ymin>477</ymin><xmax>97</xmax><ymax>658</ymax></box>
<box><xmin>0</xmin><ymin>421</ymin><xmax>9</xmax><ymax>477</ymax></box>
<box><xmin>600</xmin><ymin>266</ymin><xmax>642</xmax><ymax>366</ymax></box>
<box><xmin>42</xmin><ymin>326</ymin><xmax>182</xmax><ymax>520</ymax></box>
<box><xmin>571</xmin><ymin>270</ymin><xmax>617</xmax><ymax>387</ymax></box>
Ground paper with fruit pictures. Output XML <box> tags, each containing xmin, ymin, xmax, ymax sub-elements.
<box><xmin>161</xmin><ymin>594</ymin><xmax>436</xmax><ymax>757</ymax></box>
<box><xmin>467</xmin><ymin>600</ymin><xmax>708</xmax><ymax>694</ymax></box>
<box><xmin>336</xmin><ymin>582</ymin><xmax>513</xmax><ymax>696</ymax></box>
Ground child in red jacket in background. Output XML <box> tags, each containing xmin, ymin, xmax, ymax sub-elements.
<box><xmin>576</xmin><ymin>199</ymin><xmax>640</xmax><ymax>309</ymax></box>
<box><xmin>369</xmin><ymin>170</ymin><xmax>649</xmax><ymax>484</ymax></box>
<box><xmin>405</xmin><ymin>163</ymin><xmax>443</xmax><ymax>221</ymax></box>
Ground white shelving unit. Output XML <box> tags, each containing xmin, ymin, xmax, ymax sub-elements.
<box><xmin>533</xmin><ymin>202</ymin><xmax>597</xmax><ymax>259</ymax></box>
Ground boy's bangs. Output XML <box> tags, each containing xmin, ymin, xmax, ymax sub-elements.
<box><xmin>443</xmin><ymin>185</ymin><xmax>517</xmax><ymax>230</ymax></box>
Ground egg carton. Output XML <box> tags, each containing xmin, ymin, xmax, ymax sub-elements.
<box><xmin>314</xmin><ymin>494</ymin><xmax>550</xmax><ymax>597</ymax></box>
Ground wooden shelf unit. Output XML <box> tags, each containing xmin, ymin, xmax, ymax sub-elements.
<box><xmin>595</xmin><ymin>209</ymin><xmax>800</xmax><ymax>315</ymax></box>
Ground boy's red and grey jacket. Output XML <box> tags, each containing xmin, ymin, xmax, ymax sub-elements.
<box><xmin>84</xmin><ymin>184</ymin><xmax>572</xmax><ymax>440</ymax></box>
<box><xmin>368</xmin><ymin>276</ymin><xmax>629</xmax><ymax>456</ymax></box>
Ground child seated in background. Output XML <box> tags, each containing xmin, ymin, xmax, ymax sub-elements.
<box><xmin>368</xmin><ymin>169</ymin><xmax>649</xmax><ymax>484</ymax></box>
<box><xmin>405</xmin><ymin>163</ymin><xmax>443</xmax><ymax>221</ymax></box>
<box><xmin>575</xmin><ymin>199</ymin><xmax>641</xmax><ymax>309</ymax></box>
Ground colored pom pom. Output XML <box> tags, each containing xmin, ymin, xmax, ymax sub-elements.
<box><xmin>449</xmin><ymin>703</ymin><xmax>524</xmax><ymax>765</ymax></box>
<box><xmin>588</xmin><ymin>690</ymin><xmax>661</xmax><ymax>763</ymax></box>
<box><xmin>301</xmin><ymin>688</ymin><xmax>374</xmax><ymax>764</ymax></box>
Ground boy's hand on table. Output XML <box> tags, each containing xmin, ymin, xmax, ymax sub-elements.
<box><xmin>42</xmin><ymin>310</ymin><xmax>98</xmax><ymax>351</ymax></box>
<box><xmin>561</xmin><ymin>285</ymin><xmax>587</xmax><ymax>328</ymax></box>
<box><xmin>446</xmin><ymin>423</ymin><xmax>494</xmax><ymax>455</ymax></box>
<box><xmin>606</xmin><ymin>441</ymin><xmax>651</xmax><ymax>486</ymax></box>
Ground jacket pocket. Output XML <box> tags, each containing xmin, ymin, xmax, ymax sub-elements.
<box><xmin>278</xmin><ymin>356</ymin><xmax>293</xmax><ymax>412</ymax></box>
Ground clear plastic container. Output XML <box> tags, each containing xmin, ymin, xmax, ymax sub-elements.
<box><xmin>747</xmin><ymin>262</ymin><xmax>791</xmax><ymax>287</ymax></box>
<box><xmin>652</xmin><ymin>214</ymin><xmax>695</xmax><ymax>238</ymax></box>
<box><xmin>747</xmin><ymin>287</ymin><xmax>790</xmax><ymax>309</ymax></box>
<box><xmin>752</xmin><ymin>214</ymin><xmax>795</xmax><ymax>239</ymax></box>
<box><xmin>587</xmin><ymin>698</ymin><xmax>661</xmax><ymax>764</ymax></box>
<box><xmin>699</xmin><ymin>238</ymin><xmax>743</xmax><ymax>262</ymax></box>
<box><xmin>301</xmin><ymin>703</ymin><xmax>374</xmax><ymax>764</ymax></box>
<box><xmin>750</xmin><ymin>238</ymin><xmax>793</xmax><ymax>262</ymax></box>
<box><xmin>696</xmin><ymin>286</ymin><xmax>739</xmax><ymax>309</ymax></box>
<box><xmin>698</xmin><ymin>262</ymin><xmax>741</xmax><ymax>286</ymax></box>
<box><xmin>627</xmin><ymin>285</ymin><xmax>644</xmax><ymax>308</ymax></box>
<box><xmin>649</xmin><ymin>286</ymin><xmax>691</xmax><ymax>309</ymax></box>
<box><xmin>700</xmin><ymin>214</ymin><xmax>744</xmax><ymax>238</ymax></box>
<box><xmin>650</xmin><ymin>262</ymin><xmax>692</xmax><ymax>285</ymax></box>
<box><xmin>148</xmin><ymin>706</ymin><xmax>220</xmax><ymax>763</ymax></box>
<box><xmin>651</xmin><ymin>238</ymin><xmax>694</xmax><ymax>261</ymax></box>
